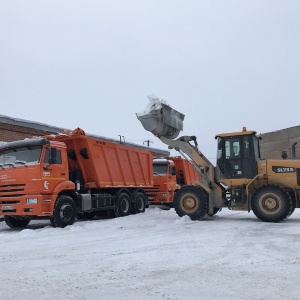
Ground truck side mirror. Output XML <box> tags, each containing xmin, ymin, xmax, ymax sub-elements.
<box><xmin>170</xmin><ymin>166</ymin><xmax>176</xmax><ymax>176</ymax></box>
<box><xmin>49</xmin><ymin>148</ymin><xmax>57</xmax><ymax>164</ymax></box>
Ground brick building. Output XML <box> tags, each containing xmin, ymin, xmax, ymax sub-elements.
<box><xmin>0</xmin><ymin>114</ymin><xmax>169</xmax><ymax>157</ymax></box>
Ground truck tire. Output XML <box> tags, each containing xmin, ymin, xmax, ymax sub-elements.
<box><xmin>4</xmin><ymin>216</ymin><xmax>30</xmax><ymax>228</ymax></box>
<box><xmin>77</xmin><ymin>212</ymin><xmax>96</xmax><ymax>220</ymax></box>
<box><xmin>50</xmin><ymin>195</ymin><xmax>77</xmax><ymax>228</ymax></box>
<box><xmin>251</xmin><ymin>185</ymin><xmax>292</xmax><ymax>222</ymax></box>
<box><xmin>117</xmin><ymin>192</ymin><xmax>132</xmax><ymax>217</ymax></box>
<box><xmin>107</xmin><ymin>210</ymin><xmax>117</xmax><ymax>218</ymax></box>
<box><xmin>131</xmin><ymin>190</ymin><xmax>146</xmax><ymax>214</ymax></box>
<box><xmin>173</xmin><ymin>186</ymin><xmax>208</xmax><ymax>220</ymax></box>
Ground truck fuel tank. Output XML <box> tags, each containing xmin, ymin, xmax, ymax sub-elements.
<box><xmin>136</xmin><ymin>95</ymin><xmax>185</xmax><ymax>139</ymax></box>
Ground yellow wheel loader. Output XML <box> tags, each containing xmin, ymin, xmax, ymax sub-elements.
<box><xmin>137</xmin><ymin>96</ymin><xmax>299</xmax><ymax>222</ymax></box>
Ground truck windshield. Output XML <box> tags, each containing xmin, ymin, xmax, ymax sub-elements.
<box><xmin>0</xmin><ymin>146</ymin><xmax>43</xmax><ymax>167</ymax></box>
<box><xmin>153</xmin><ymin>164</ymin><xmax>168</xmax><ymax>174</ymax></box>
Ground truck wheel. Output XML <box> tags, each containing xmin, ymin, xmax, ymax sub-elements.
<box><xmin>107</xmin><ymin>210</ymin><xmax>117</xmax><ymax>218</ymax></box>
<box><xmin>117</xmin><ymin>192</ymin><xmax>132</xmax><ymax>217</ymax></box>
<box><xmin>173</xmin><ymin>186</ymin><xmax>208</xmax><ymax>220</ymax></box>
<box><xmin>251</xmin><ymin>185</ymin><xmax>292</xmax><ymax>222</ymax></box>
<box><xmin>131</xmin><ymin>190</ymin><xmax>146</xmax><ymax>214</ymax></box>
<box><xmin>77</xmin><ymin>212</ymin><xmax>96</xmax><ymax>220</ymax></box>
<box><xmin>4</xmin><ymin>216</ymin><xmax>30</xmax><ymax>228</ymax></box>
<box><xmin>50</xmin><ymin>195</ymin><xmax>77</xmax><ymax>228</ymax></box>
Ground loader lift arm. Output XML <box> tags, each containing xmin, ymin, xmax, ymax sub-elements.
<box><xmin>136</xmin><ymin>97</ymin><xmax>222</xmax><ymax>215</ymax></box>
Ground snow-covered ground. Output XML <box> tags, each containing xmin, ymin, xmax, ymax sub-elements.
<box><xmin>1</xmin><ymin>208</ymin><xmax>300</xmax><ymax>300</ymax></box>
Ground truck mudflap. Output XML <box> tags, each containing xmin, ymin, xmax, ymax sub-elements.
<box><xmin>136</xmin><ymin>95</ymin><xmax>185</xmax><ymax>139</ymax></box>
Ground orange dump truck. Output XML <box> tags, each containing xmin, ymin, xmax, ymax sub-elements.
<box><xmin>0</xmin><ymin>128</ymin><xmax>153</xmax><ymax>228</ymax></box>
<box><xmin>145</xmin><ymin>156</ymin><xmax>201</xmax><ymax>208</ymax></box>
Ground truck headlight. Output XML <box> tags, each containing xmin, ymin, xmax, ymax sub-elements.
<box><xmin>26</xmin><ymin>198</ymin><xmax>38</xmax><ymax>204</ymax></box>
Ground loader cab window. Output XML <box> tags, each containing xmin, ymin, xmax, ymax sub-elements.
<box><xmin>217</xmin><ymin>135</ymin><xmax>258</xmax><ymax>179</ymax></box>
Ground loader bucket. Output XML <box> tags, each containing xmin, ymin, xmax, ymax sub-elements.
<box><xmin>137</xmin><ymin>99</ymin><xmax>185</xmax><ymax>139</ymax></box>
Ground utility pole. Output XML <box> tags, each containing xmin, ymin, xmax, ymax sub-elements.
<box><xmin>118</xmin><ymin>135</ymin><xmax>125</xmax><ymax>145</ymax></box>
<box><xmin>143</xmin><ymin>140</ymin><xmax>153</xmax><ymax>147</ymax></box>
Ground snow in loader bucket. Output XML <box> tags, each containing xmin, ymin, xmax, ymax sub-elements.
<box><xmin>136</xmin><ymin>95</ymin><xmax>185</xmax><ymax>139</ymax></box>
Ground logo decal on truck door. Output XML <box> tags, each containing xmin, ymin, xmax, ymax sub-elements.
<box><xmin>44</xmin><ymin>181</ymin><xmax>49</xmax><ymax>189</ymax></box>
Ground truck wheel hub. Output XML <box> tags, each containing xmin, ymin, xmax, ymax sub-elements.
<box><xmin>60</xmin><ymin>204</ymin><xmax>73</xmax><ymax>221</ymax></box>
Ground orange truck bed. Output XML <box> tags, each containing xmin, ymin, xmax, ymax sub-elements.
<box><xmin>54</xmin><ymin>134</ymin><xmax>153</xmax><ymax>189</ymax></box>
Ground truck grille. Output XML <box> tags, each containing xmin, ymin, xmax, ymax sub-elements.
<box><xmin>0</xmin><ymin>183</ymin><xmax>26</xmax><ymax>198</ymax></box>
<box><xmin>144</xmin><ymin>185</ymin><xmax>160</xmax><ymax>197</ymax></box>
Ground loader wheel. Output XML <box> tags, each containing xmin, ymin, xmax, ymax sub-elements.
<box><xmin>251</xmin><ymin>185</ymin><xmax>292</xmax><ymax>222</ymax></box>
<box><xmin>117</xmin><ymin>192</ymin><xmax>132</xmax><ymax>217</ymax></box>
<box><xmin>50</xmin><ymin>195</ymin><xmax>77</xmax><ymax>228</ymax></box>
<box><xmin>173</xmin><ymin>186</ymin><xmax>208</xmax><ymax>220</ymax></box>
<box><xmin>131</xmin><ymin>190</ymin><xmax>146</xmax><ymax>214</ymax></box>
<box><xmin>287</xmin><ymin>192</ymin><xmax>296</xmax><ymax>217</ymax></box>
<box><xmin>211</xmin><ymin>207</ymin><xmax>221</xmax><ymax>216</ymax></box>
<box><xmin>4</xmin><ymin>216</ymin><xmax>30</xmax><ymax>228</ymax></box>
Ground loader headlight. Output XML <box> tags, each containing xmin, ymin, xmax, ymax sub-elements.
<box><xmin>26</xmin><ymin>198</ymin><xmax>38</xmax><ymax>204</ymax></box>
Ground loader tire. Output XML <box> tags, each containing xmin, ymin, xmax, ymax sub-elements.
<box><xmin>131</xmin><ymin>190</ymin><xmax>146</xmax><ymax>214</ymax></box>
<box><xmin>287</xmin><ymin>192</ymin><xmax>296</xmax><ymax>217</ymax></box>
<box><xmin>4</xmin><ymin>216</ymin><xmax>30</xmax><ymax>228</ymax></box>
<box><xmin>173</xmin><ymin>186</ymin><xmax>208</xmax><ymax>220</ymax></box>
<box><xmin>50</xmin><ymin>195</ymin><xmax>77</xmax><ymax>228</ymax></box>
<box><xmin>251</xmin><ymin>185</ymin><xmax>292</xmax><ymax>222</ymax></box>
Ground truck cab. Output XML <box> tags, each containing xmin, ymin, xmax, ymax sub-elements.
<box><xmin>0</xmin><ymin>138</ymin><xmax>74</xmax><ymax>226</ymax></box>
<box><xmin>150</xmin><ymin>158</ymin><xmax>179</xmax><ymax>205</ymax></box>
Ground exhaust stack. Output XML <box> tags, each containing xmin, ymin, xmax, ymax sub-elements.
<box><xmin>136</xmin><ymin>95</ymin><xmax>185</xmax><ymax>139</ymax></box>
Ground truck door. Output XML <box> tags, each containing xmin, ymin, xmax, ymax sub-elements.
<box><xmin>42</xmin><ymin>147</ymin><xmax>67</xmax><ymax>192</ymax></box>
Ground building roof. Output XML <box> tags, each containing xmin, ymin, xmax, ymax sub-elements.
<box><xmin>0</xmin><ymin>114</ymin><xmax>169</xmax><ymax>156</ymax></box>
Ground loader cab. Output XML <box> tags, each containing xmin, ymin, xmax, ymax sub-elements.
<box><xmin>215</xmin><ymin>129</ymin><xmax>260</xmax><ymax>179</ymax></box>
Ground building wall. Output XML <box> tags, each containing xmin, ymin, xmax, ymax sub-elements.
<box><xmin>260</xmin><ymin>126</ymin><xmax>300</xmax><ymax>160</ymax></box>
<box><xmin>0</xmin><ymin>123</ymin><xmax>54</xmax><ymax>142</ymax></box>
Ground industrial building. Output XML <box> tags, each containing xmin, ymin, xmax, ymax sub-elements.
<box><xmin>0</xmin><ymin>114</ymin><xmax>169</xmax><ymax>158</ymax></box>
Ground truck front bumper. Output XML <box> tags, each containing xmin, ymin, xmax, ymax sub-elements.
<box><xmin>0</xmin><ymin>194</ymin><xmax>55</xmax><ymax>217</ymax></box>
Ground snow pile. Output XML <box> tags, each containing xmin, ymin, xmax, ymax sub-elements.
<box><xmin>1</xmin><ymin>208</ymin><xmax>300</xmax><ymax>300</ymax></box>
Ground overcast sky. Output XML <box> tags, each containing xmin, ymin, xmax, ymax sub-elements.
<box><xmin>1</xmin><ymin>1</ymin><xmax>300</xmax><ymax>161</ymax></box>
